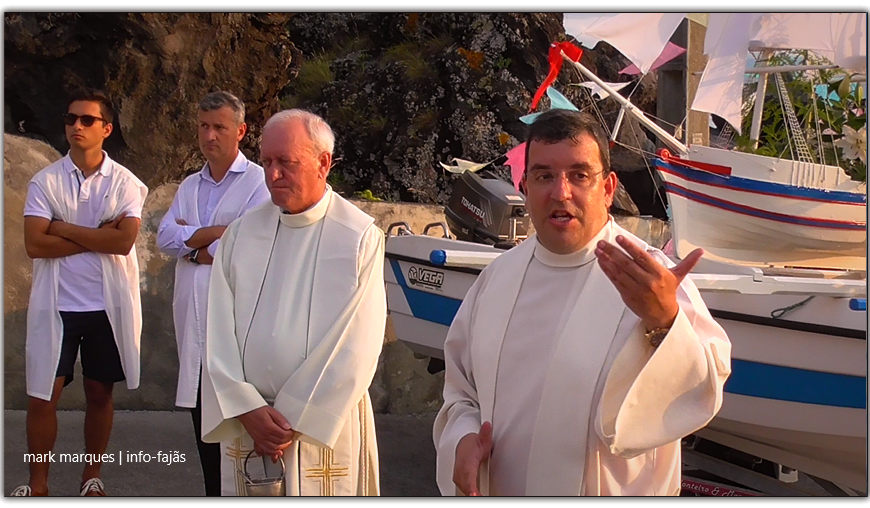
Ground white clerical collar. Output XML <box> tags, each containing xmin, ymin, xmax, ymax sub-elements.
<box><xmin>533</xmin><ymin>217</ymin><xmax>613</xmax><ymax>268</ymax></box>
<box><xmin>279</xmin><ymin>185</ymin><xmax>332</xmax><ymax>228</ymax></box>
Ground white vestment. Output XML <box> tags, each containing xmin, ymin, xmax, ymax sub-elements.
<box><xmin>25</xmin><ymin>156</ymin><xmax>148</xmax><ymax>400</ymax></box>
<box><xmin>433</xmin><ymin>218</ymin><xmax>732</xmax><ymax>496</ymax></box>
<box><xmin>201</xmin><ymin>189</ymin><xmax>386</xmax><ymax>496</ymax></box>
<box><xmin>157</xmin><ymin>157</ymin><xmax>268</xmax><ymax>407</ymax></box>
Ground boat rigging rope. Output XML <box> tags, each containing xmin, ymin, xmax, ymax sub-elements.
<box><xmin>819</xmin><ymin>76</ymin><xmax>842</xmax><ymax>170</ymax></box>
<box><xmin>578</xmin><ymin>85</ymin><xmax>614</xmax><ymax>139</ymax></box>
<box><xmin>576</xmin><ymin>79</ymin><xmax>679</xmax><ymax>211</ymax></box>
<box><xmin>625</xmin><ymin>119</ymin><xmax>669</xmax><ymax>207</ymax></box>
<box><xmin>775</xmin><ymin>71</ymin><xmax>815</xmax><ymax>164</ymax></box>
<box><xmin>774</xmin><ymin>72</ymin><xmax>797</xmax><ymax>162</ymax></box>
<box><xmin>810</xmin><ymin>70</ymin><xmax>826</xmax><ymax>166</ymax></box>
<box><xmin>770</xmin><ymin>295</ymin><xmax>816</xmax><ymax>319</ymax></box>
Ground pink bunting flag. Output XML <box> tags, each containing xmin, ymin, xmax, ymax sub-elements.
<box><xmin>506</xmin><ymin>142</ymin><xmax>527</xmax><ymax>192</ymax></box>
<box><xmin>619</xmin><ymin>42</ymin><xmax>686</xmax><ymax>75</ymax></box>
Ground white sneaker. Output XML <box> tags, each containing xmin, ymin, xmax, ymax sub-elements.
<box><xmin>10</xmin><ymin>485</ymin><xmax>32</xmax><ymax>496</ymax></box>
<box><xmin>79</xmin><ymin>478</ymin><xmax>106</xmax><ymax>496</ymax></box>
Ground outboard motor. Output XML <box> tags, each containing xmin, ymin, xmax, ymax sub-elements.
<box><xmin>444</xmin><ymin>170</ymin><xmax>530</xmax><ymax>246</ymax></box>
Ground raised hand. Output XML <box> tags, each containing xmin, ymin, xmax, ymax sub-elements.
<box><xmin>595</xmin><ymin>235</ymin><xmax>703</xmax><ymax>330</ymax></box>
<box><xmin>453</xmin><ymin>421</ymin><xmax>494</xmax><ymax>496</ymax></box>
<box><xmin>237</xmin><ymin>406</ymin><xmax>299</xmax><ymax>462</ymax></box>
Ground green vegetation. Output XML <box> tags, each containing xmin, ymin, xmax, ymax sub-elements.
<box><xmin>341</xmin><ymin>35</ymin><xmax>373</xmax><ymax>57</ymax></box>
<box><xmin>282</xmin><ymin>52</ymin><xmax>335</xmax><ymax>108</ymax></box>
<box><xmin>494</xmin><ymin>56</ymin><xmax>512</xmax><ymax>72</ymax></box>
<box><xmin>733</xmin><ymin>51</ymin><xmax>866</xmax><ymax>182</ymax></box>
<box><xmin>423</xmin><ymin>35</ymin><xmax>454</xmax><ymax>55</ymax></box>
<box><xmin>354</xmin><ymin>189</ymin><xmax>382</xmax><ymax>201</ymax></box>
<box><xmin>328</xmin><ymin>104</ymin><xmax>387</xmax><ymax>140</ymax></box>
<box><xmin>382</xmin><ymin>41</ymin><xmax>436</xmax><ymax>83</ymax></box>
<box><xmin>327</xmin><ymin>170</ymin><xmax>348</xmax><ymax>185</ymax></box>
<box><xmin>412</xmin><ymin>108</ymin><xmax>439</xmax><ymax>132</ymax></box>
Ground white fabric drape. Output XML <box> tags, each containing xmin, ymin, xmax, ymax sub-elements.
<box><xmin>26</xmin><ymin>156</ymin><xmax>148</xmax><ymax>400</ymax></box>
<box><xmin>434</xmin><ymin>220</ymin><xmax>732</xmax><ymax>496</ymax></box>
<box><xmin>200</xmin><ymin>191</ymin><xmax>386</xmax><ymax>496</ymax></box>
<box><xmin>161</xmin><ymin>160</ymin><xmax>267</xmax><ymax>407</ymax></box>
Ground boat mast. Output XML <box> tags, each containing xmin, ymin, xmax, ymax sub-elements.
<box><xmin>748</xmin><ymin>49</ymin><xmax>773</xmax><ymax>150</ymax></box>
<box><xmin>562</xmin><ymin>53</ymin><xmax>690</xmax><ymax>156</ymax></box>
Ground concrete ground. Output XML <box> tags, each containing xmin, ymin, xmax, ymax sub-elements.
<box><xmin>4</xmin><ymin>410</ymin><xmax>440</xmax><ymax>497</ymax></box>
<box><xmin>7</xmin><ymin>410</ymin><xmax>847</xmax><ymax>498</ymax></box>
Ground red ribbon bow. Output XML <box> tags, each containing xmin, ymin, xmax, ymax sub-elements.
<box><xmin>530</xmin><ymin>41</ymin><xmax>584</xmax><ymax>112</ymax></box>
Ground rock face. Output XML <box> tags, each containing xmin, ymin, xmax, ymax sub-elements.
<box><xmin>284</xmin><ymin>13</ymin><xmax>651</xmax><ymax>209</ymax></box>
<box><xmin>5</xmin><ymin>12</ymin><xmax>662</xmax><ymax>215</ymax></box>
<box><xmin>4</xmin><ymin>135</ymin><xmax>65</xmax><ymax>408</ymax></box>
<box><xmin>4</xmin><ymin>13</ymin><xmax>300</xmax><ymax>188</ymax></box>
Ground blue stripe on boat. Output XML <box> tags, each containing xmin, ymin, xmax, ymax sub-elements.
<box><xmin>726</xmin><ymin>359</ymin><xmax>867</xmax><ymax>409</ymax></box>
<box><xmin>391</xmin><ymin>259</ymin><xmax>867</xmax><ymax>409</ymax></box>
<box><xmin>664</xmin><ymin>183</ymin><xmax>866</xmax><ymax>230</ymax></box>
<box><xmin>654</xmin><ymin>160</ymin><xmax>867</xmax><ymax>205</ymax></box>
<box><xmin>389</xmin><ymin>259</ymin><xmax>462</xmax><ymax>327</ymax></box>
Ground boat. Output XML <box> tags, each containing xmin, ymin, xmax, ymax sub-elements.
<box><xmin>563</xmin><ymin>13</ymin><xmax>867</xmax><ymax>271</ymax></box>
<box><xmin>385</xmin><ymin>12</ymin><xmax>867</xmax><ymax>494</ymax></box>
<box><xmin>655</xmin><ymin>146</ymin><xmax>866</xmax><ymax>271</ymax></box>
<box><xmin>385</xmin><ymin>230</ymin><xmax>868</xmax><ymax>493</ymax></box>
<box><xmin>688</xmin><ymin>260</ymin><xmax>866</xmax><ymax>492</ymax></box>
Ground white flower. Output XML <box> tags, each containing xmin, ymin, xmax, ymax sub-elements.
<box><xmin>834</xmin><ymin>125</ymin><xmax>867</xmax><ymax>163</ymax></box>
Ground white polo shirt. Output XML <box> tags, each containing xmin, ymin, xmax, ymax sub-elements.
<box><xmin>24</xmin><ymin>152</ymin><xmax>144</xmax><ymax>312</ymax></box>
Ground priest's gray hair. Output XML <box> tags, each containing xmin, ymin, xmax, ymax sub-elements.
<box><xmin>264</xmin><ymin>109</ymin><xmax>335</xmax><ymax>156</ymax></box>
<box><xmin>199</xmin><ymin>91</ymin><xmax>245</xmax><ymax>125</ymax></box>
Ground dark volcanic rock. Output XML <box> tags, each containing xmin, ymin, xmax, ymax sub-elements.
<box><xmin>284</xmin><ymin>13</ymin><xmax>642</xmax><ymax>206</ymax></box>
<box><xmin>4</xmin><ymin>12</ymin><xmax>300</xmax><ymax>187</ymax></box>
<box><xmin>5</xmin><ymin>12</ymin><xmax>657</xmax><ymax>214</ymax></box>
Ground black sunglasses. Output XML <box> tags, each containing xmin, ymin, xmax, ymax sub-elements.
<box><xmin>63</xmin><ymin>113</ymin><xmax>108</xmax><ymax>127</ymax></box>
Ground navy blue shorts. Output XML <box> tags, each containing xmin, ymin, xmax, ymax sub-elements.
<box><xmin>56</xmin><ymin>311</ymin><xmax>125</xmax><ymax>387</ymax></box>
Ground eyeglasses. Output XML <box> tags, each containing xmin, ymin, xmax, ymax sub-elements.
<box><xmin>524</xmin><ymin>169</ymin><xmax>607</xmax><ymax>189</ymax></box>
<box><xmin>63</xmin><ymin>113</ymin><xmax>108</xmax><ymax>127</ymax></box>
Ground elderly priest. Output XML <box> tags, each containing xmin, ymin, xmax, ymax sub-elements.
<box><xmin>201</xmin><ymin>109</ymin><xmax>386</xmax><ymax>496</ymax></box>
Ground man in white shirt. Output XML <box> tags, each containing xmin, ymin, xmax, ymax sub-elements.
<box><xmin>201</xmin><ymin>110</ymin><xmax>385</xmax><ymax>496</ymax></box>
<box><xmin>157</xmin><ymin>91</ymin><xmax>269</xmax><ymax>496</ymax></box>
<box><xmin>14</xmin><ymin>89</ymin><xmax>148</xmax><ymax>497</ymax></box>
<box><xmin>433</xmin><ymin>109</ymin><xmax>732</xmax><ymax>496</ymax></box>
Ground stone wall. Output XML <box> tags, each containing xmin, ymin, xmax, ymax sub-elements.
<box><xmin>4</xmin><ymin>134</ymin><xmax>669</xmax><ymax>413</ymax></box>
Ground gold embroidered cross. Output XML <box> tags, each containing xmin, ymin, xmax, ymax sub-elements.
<box><xmin>227</xmin><ymin>437</ymin><xmax>254</xmax><ymax>495</ymax></box>
<box><xmin>225</xmin><ymin>437</ymin><xmax>253</xmax><ymax>460</ymax></box>
<box><xmin>305</xmin><ymin>448</ymin><xmax>349</xmax><ymax>496</ymax></box>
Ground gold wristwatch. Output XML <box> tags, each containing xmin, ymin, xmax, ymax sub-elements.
<box><xmin>644</xmin><ymin>326</ymin><xmax>669</xmax><ymax>348</ymax></box>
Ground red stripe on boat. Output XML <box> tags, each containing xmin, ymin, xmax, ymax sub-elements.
<box><xmin>665</xmin><ymin>182</ymin><xmax>867</xmax><ymax>229</ymax></box>
<box><xmin>657</xmin><ymin>148</ymin><xmax>732</xmax><ymax>176</ymax></box>
<box><xmin>657</xmin><ymin>165</ymin><xmax>866</xmax><ymax>207</ymax></box>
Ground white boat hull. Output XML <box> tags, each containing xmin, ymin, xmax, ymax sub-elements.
<box><xmin>384</xmin><ymin>234</ymin><xmax>868</xmax><ymax>490</ymax></box>
<box><xmin>697</xmin><ymin>290</ymin><xmax>867</xmax><ymax>491</ymax></box>
<box><xmin>385</xmin><ymin>234</ymin><xmax>498</xmax><ymax>359</ymax></box>
<box><xmin>655</xmin><ymin>146</ymin><xmax>867</xmax><ymax>271</ymax></box>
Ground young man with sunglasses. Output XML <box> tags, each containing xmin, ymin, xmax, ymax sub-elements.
<box><xmin>156</xmin><ymin>91</ymin><xmax>269</xmax><ymax>496</ymax></box>
<box><xmin>13</xmin><ymin>89</ymin><xmax>148</xmax><ymax>497</ymax></box>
